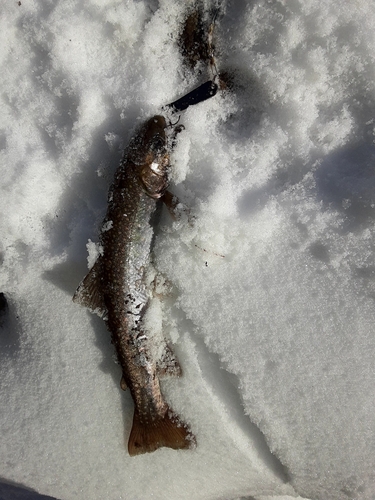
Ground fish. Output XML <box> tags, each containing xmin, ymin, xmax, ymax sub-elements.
<box><xmin>73</xmin><ymin>115</ymin><xmax>195</xmax><ymax>456</ymax></box>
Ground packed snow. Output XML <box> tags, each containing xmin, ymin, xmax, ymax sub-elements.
<box><xmin>1</xmin><ymin>0</ymin><xmax>375</xmax><ymax>499</ymax></box>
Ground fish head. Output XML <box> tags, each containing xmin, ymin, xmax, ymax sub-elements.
<box><xmin>138</xmin><ymin>116</ymin><xmax>171</xmax><ymax>199</ymax></box>
<box><xmin>145</xmin><ymin>115</ymin><xmax>167</xmax><ymax>149</ymax></box>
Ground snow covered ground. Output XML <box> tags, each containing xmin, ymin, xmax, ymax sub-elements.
<box><xmin>1</xmin><ymin>0</ymin><xmax>375</xmax><ymax>499</ymax></box>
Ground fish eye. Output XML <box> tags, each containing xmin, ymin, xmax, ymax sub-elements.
<box><xmin>150</xmin><ymin>135</ymin><xmax>164</xmax><ymax>152</ymax></box>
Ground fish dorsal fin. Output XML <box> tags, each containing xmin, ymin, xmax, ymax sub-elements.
<box><xmin>73</xmin><ymin>258</ymin><xmax>107</xmax><ymax>318</ymax></box>
<box><xmin>156</xmin><ymin>344</ymin><xmax>182</xmax><ymax>378</ymax></box>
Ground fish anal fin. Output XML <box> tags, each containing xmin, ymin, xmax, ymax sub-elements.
<box><xmin>72</xmin><ymin>259</ymin><xmax>107</xmax><ymax>318</ymax></box>
<box><xmin>156</xmin><ymin>344</ymin><xmax>182</xmax><ymax>378</ymax></box>
<box><xmin>128</xmin><ymin>407</ymin><xmax>195</xmax><ymax>456</ymax></box>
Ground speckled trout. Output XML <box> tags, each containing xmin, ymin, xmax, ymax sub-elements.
<box><xmin>73</xmin><ymin>116</ymin><xmax>194</xmax><ymax>455</ymax></box>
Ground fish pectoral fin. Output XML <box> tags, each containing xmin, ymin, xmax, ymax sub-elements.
<box><xmin>161</xmin><ymin>191</ymin><xmax>194</xmax><ymax>225</ymax></box>
<box><xmin>72</xmin><ymin>258</ymin><xmax>107</xmax><ymax>318</ymax></box>
<box><xmin>128</xmin><ymin>407</ymin><xmax>196</xmax><ymax>456</ymax></box>
<box><xmin>156</xmin><ymin>344</ymin><xmax>182</xmax><ymax>378</ymax></box>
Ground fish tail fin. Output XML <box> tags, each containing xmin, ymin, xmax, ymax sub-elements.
<box><xmin>128</xmin><ymin>407</ymin><xmax>195</xmax><ymax>456</ymax></box>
